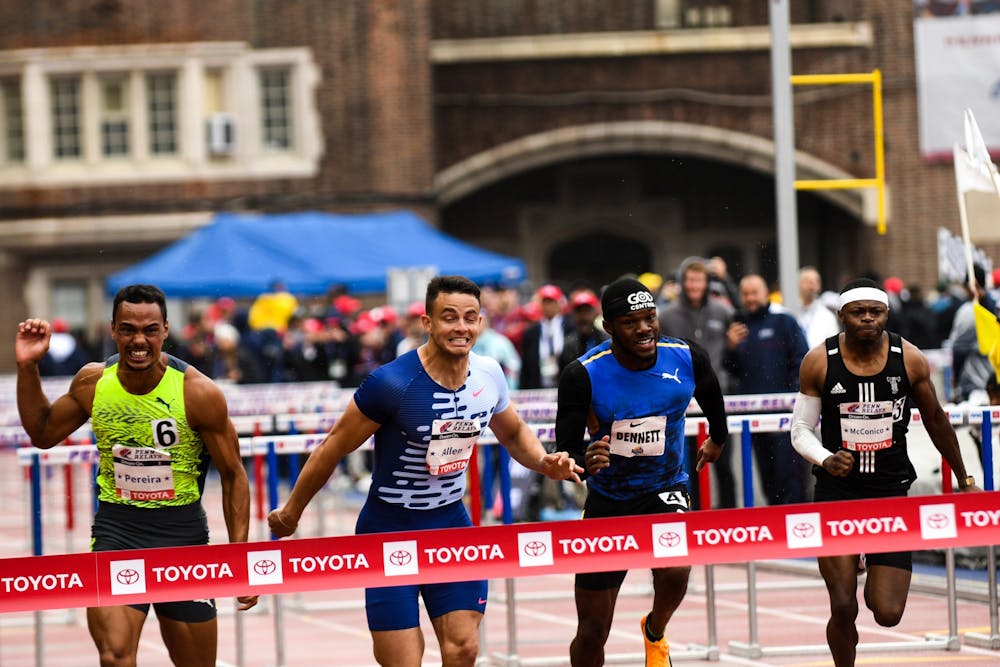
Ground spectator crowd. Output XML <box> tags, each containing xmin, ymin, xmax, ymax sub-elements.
<box><xmin>37</xmin><ymin>261</ymin><xmax>1000</xmax><ymax>513</ymax></box>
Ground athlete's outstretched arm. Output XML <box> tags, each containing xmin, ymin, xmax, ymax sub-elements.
<box><xmin>688</xmin><ymin>340</ymin><xmax>729</xmax><ymax>470</ymax></box>
<box><xmin>491</xmin><ymin>405</ymin><xmax>582</xmax><ymax>483</ymax></box>
<box><xmin>268</xmin><ymin>398</ymin><xmax>381</xmax><ymax>536</ymax></box>
<box><xmin>185</xmin><ymin>370</ymin><xmax>258</xmax><ymax>610</ymax></box>
<box><xmin>905</xmin><ymin>340</ymin><xmax>980</xmax><ymax>492</ymax></box>
<box><xmin>16</xmin><ymin>318</ymin><xmax>98</xmax><ymax>447</ymax></box>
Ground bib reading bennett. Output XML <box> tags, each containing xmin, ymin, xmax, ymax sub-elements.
<box><xmin>91</xmin><ymin>354</ymin><xmax>208</xmax><ymax>507</ymax></box>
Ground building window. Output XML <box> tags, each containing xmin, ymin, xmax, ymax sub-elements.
<box><xmin>1</xmin><ymin>79</ymin><xmax>25</xmax><ymax>163</ymax></box>
<box><xmin>51</xmin><ymin>77</ymin><xmax>82</xmax><ymax>160</ymax></box>
<box><xmin>0</xmin><ymin>43</ymin><xmax>321</xmax><ymax>186</ymax></box>
<box><xmin>100</xmin><ymin>77</ymin><xmax>130</xmax><ymax>157</ymax></box>
<box><xmin>51</xmin><ymin>280</ymin><xmax>89</xmax><ymax>331</ymax></box>
<box><xmin>147</xmin><ymin>72</ymin><xmax>177</xmax><ymax>155</ymax></box>
<box><xmin>260</xmin><ymin>68</ymin><xmax>292</xmax><ymax>151</ymax></box>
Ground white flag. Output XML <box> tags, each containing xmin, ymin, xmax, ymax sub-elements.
<box><xmin>954</xmin><ymin>109</ymin><xmax>1000</xmax><ymax>242</ymax></box>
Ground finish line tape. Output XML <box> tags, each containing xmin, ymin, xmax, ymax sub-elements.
<box><xmin>1</xmin><ymin>492</ymin><xmax>998</xmax><ymax>613</ymax></box>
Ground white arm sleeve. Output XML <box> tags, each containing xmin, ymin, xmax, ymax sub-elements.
<box><xmin>790</xmin><ymin>393</ymin><xmax>832</xmax><ymax>466</ymax></box>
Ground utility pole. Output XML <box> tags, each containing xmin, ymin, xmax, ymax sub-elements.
<box><xmin>769</xmin><ymin>0</ymin><xmax>800</xmax><ymax>313</ymax></box>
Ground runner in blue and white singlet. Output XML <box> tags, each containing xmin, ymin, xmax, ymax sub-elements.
<box><xmin>354</xmin><ymin>349</ymin><xmax>509</xmax><ymax>512</ymax></box>
<box><xmin>269</xmin><ymin>276</ymin><xmax>581</xmax><ymax>666</ymax></box>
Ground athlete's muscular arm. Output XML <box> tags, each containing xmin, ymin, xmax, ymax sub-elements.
<box><xmin>491</xmin><ymin>405</ymin><xmax>583</xmax><ymax>483</ymax></box>
<box><xmin>687</xmin><ymin>340</ymin><xmax>729</xmax><ymax>471</ymax></box>
<box><xmin>184</xmin><ymin>370</ymin><xmax>258</xmax><ymax>610</ymax></box>
<box><xmin>15</xmin><ymin>318</ymin><xmax>98</xmax><ymax>447</ymax></box>
<box><xmin>554</xmin><ymin>361</ymin><xmax>592</xmax><ymax>473</ymax></box>
<box><xmin>268</xmin><ymin>398</ymin><xmax>380</xmax><ymax>536</ymax></box>
<box><xmin>904</xmin><ymin>339</ymin><xmax>981</xmax><ymax>492</ymax></box>
<box><xmin>793</xmin><ymin>346</ymin><xmax>853</xmax><ymax>476</ymax></box>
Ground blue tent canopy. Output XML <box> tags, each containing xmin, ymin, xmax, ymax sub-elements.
<box><xmin>106</xmin><ymin>210</ymin><xmax>525</xmax><ymax>298</ymax></box>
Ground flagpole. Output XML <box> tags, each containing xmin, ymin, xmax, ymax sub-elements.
<box><xmin>954</xmin><ymin>144</ymin><xmax>978</xmax><ymax>296</ymax></box>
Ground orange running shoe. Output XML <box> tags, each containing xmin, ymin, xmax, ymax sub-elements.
<box><xmin>640</xmin><ymin>614</ymin><xmax>672</xmax><ymax>667</ymax></box>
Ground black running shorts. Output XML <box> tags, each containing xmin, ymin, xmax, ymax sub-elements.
<box><xmin>91</xmin><ymin>501</ymin><xmax>217</xmax><ymax>622</ymax></box>
<box><xmin>575</xmin><ymin>486</ymin><xmax>691</xmax><ymax>591</ymax></box>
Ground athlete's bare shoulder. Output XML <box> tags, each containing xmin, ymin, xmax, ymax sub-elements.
<box><xmin>182</xmin><ymin>363</ymin><xmax>229</xmax><ymax>427</ymax></box>
<box><xmin>68</xmin><ymin>361</ymin><xmax>106</xmax><ymax>414</ymax></box>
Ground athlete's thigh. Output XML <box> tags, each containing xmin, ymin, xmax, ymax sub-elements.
<box><xmin>371</xmin><ymin>627</ymin><xmax>425</xmax><ymax>667</ymax></box>
<box><xmin>817</xmin><ymin>554</ymin><xmax>861</xmax><ymax>605</ymax></box>
<box><xmin>366</xmin><ymin>584</ymin><xmax>421</xmax><ymax>631</ymax></box>
<box><xmin>87</xmin><ymin>604</ymin><xmax>147</xmax><ymax>663</ymax></box>
<box><xmin>422</xmin><ymin>579</ymin><xmax>488</xmax><ymax>620</ymax></box>
<box><xmin>864</xmin><ymin>563</ymin><xmax>912</xmax><ymax>614</ymax></box>
<box><xmin>157</xmin><ymin>616</ymin><xmax>217</xmax><ymax>667</ymax></box>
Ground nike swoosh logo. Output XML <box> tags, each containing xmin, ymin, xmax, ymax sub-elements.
<box><xmin>629</xmin><ymin>421</ymin><xmax>645</xmax><ymax>428</ymax></box>
<box><xmin>478</xmin><ymin>597</ymin><xmax>488</xmax><ymax>604</ymax></box>
<box><xmin>473</xmin><ymin>387</ymin><xmax>484</xmax><ymax>397</ymax></box>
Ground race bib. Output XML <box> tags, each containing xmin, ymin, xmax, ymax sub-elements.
<box><xmin>839</xmin><ymin>401</ymin><xmax>893</xmax><ymax>452</ymax></box>
<box><xmin>112</xmin><ymin>444</ymin><xmax>176</xmax><ymax>501</ymax></box>
<box><xmin>609</xmin><ymin>416</ymin><xmax>667</xmax><ymax>457</ymax></box>
<box><xmin>426</xmin><ymin>419</ymin><xmax>481</xmax><ymax>475</ymax></box>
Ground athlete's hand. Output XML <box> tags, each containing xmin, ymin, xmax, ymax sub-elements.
<box><xmin>267</xmin><ymin>508</ymin><xmax>299</xmax><ymax>538</ymax></box>
<box><xmin>584</xmin><ymin>437</ymin><xmax>611</xmax><ymax>476</ymax></box>
<box><xmin>15</xmin><ymin>319</ymin><xmax>52</xmax><ymax>366</ymax></box>
<box><xmin>237</xmin><ymin>595</ymin><xmax>259</xmax><ymax>611</ymax></box>
<box><xmin>695</xmin><ymin>437</ymin><xmax>723</xmax><ymax>472</ymax></box>
<box><xmin>821</xmin><ymin>450</ymin><xmax>854</xmax><ymax>477</ymax></box>
<box><xmin>539</xmin><ymin>451</ymin><xmax>583</xmax><ymax>483</ymax></box>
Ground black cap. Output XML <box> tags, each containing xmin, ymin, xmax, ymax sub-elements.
<box><xmin>601</xmin><ymin>278</ymin><xmax>656</xmax><ymax>322</ymax></box>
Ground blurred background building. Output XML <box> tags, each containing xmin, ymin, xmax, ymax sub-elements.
<box><xmin>0</xmin><ymin>0</ymin><xmax>995</xmax><ymax>370</ymax></box>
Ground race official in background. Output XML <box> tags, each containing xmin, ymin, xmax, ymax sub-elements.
<box><xmin>556</xmin><ymin>278</ymin><xmax>729</xmax><ymax>667</ymax></box>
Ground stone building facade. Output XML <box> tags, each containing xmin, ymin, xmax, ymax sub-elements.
<box><xmin>0</xmin><ymin>1</ymin><xmax>986</xmax><ymax>369</ymax></box>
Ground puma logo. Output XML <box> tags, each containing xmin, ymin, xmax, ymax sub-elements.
<box><xmin>661</xmin><ymin>368</ymin><xmax>681</xmax><ymax>383</ymax></box>
<box><xmin>155</xmin><ymin>397</ymin><xmax>173</xmax><ymax>411</ymax></box>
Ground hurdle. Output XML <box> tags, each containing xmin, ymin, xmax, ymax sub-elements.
<box><xmin>965</xmin><ymin>408</ymin><xmax>1000</xmax><ymax>650</ymax></box>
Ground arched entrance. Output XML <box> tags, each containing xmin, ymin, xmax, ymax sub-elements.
<box><xmin>548</xmin><ymin>232</ymin><xmax>652</xmax><ymax>288</ymax></box>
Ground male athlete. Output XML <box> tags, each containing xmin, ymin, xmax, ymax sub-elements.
<box><xmin>791</xmin><ymin>277</ymin><xmax>980</xmax><ymax>667</ymax></box>
<box><xmin>16</xmin><ymin>284</ymin><xmax>256</xmax><ymax>667</ymax></box>
<box><xmin>269</xmin><ymin>275</ymin><xmax>582</xmax><ymax>667</ymax></box>
<box><xmin>556</xmin><ymin>277</ymin><xmax>729</xmax><ymax>667</ymax></box>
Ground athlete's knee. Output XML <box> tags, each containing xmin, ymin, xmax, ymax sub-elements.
<box><xmin>439</xmin><ymin>634</ymin><xmax>479</xmax><ymax>667</ymax></box>
<box><xmin>868</xmin><ymin>599</ymin><xmax>905</xmax><ymax>627</ymax></box>
<box><xmin>574</xmin><ymin>614</ymin><xmax>612</xmax><ymax>645</ymax></box>
<box><xmin>828</xmin><ymin>592</ymin><xmax>859</xmax><ymax>623</ymax></box>
<box><xmin>96</xmin><ymin>646</ymin><xmax>136</xmax><ymax>667</ymax></box>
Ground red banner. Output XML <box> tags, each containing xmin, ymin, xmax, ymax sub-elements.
<box><xmin>2</xmin><ymin>492</ymin><xmax>999</xmax><ymax>613</ymax></box>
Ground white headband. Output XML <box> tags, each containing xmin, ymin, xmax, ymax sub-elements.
<box><xmin>838</xmin><ymin>287</ymin><xmax>889</xmax><ymax>310</ymax></box>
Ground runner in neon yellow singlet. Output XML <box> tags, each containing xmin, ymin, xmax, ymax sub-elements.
<box><xmin>92</xmin><ymin>356</ymin><xmax>208</xmax><ymax>508</ymax></box>
<box><xmin>16</xmin><ymin>284</ymin><xmax>257</xmax><ymax>667</ymax></box>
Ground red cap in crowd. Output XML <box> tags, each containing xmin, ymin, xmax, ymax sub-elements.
<box><xmin>334</xmin><ymin>294</ymin><xmax>362</xmax><ymax>316</ymax></box>
<box><xmin>570</xmin><ymin>291</ymin><xmax>600</xmax><ymax>310</ymax></box>
<box><xmin>369</xmin><ymin>306</ymin><xmax>398</xmax><ymax>326</ymax></box>
<box><xmin>406</xmin><ymin>301</ymin><xmax>426</xmax><ymax>318</ymax></box>
<box><xmin>883</xmin><ymin>276</ymin><xmax>904</xmax><ymax>295</ymax></box>
<box><xmin>51</xmin><ymin>318</ymin><xmax>69</xmax><ymax>334</ymax></box>
<box><xmin>536</xmin><ymin>284</ymin><xmax>564</xmax><ymax>302</ymax></box>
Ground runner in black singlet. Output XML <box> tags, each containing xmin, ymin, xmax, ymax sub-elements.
<box><xmin>791</xmin><ymin>277</ymin><xmax>980</xmax><ymax>667</ymax></box>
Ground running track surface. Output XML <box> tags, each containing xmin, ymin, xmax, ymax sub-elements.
<box><xmin>2</xmin><ymin>449</ymin><xmax>999</xmax><ymax>667</ymax></box>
